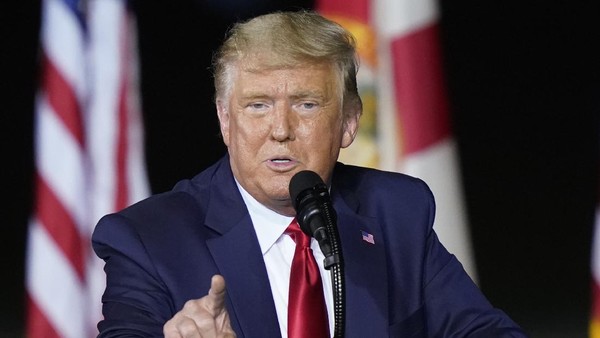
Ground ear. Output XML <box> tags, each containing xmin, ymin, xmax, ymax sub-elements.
<box><xmin>341</xmin><ymin>105</ymin><xmax>361</xmax><ymax>149</ymax></box>
<box><xmin>216</xmin><ymin>99</ymin><xmax>230</xmax><ymax>147</ymax></box>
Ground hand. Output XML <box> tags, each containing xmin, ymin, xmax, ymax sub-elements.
<box><xmin>163</xmin><ymin>275</ymin><xmax>236</xmax><ymax>338</ymax></box>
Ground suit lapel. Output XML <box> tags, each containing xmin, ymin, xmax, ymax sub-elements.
<box><xmin>206</xmin><ymin>216</ymin><xmax>281</xmax><ymax>338</ymax></box>
<box><xmin>203</xmin><ymin>158</ymin><xmax>281</xmax><ymax>338</ymax></box>
<box><xmin>332</xmin><ymin>179</ymin><xmax>390</xmax><ymax>337</ymax></box>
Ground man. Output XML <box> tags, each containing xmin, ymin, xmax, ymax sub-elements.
<box><xmin>92</xmin><ymin>10</ymin><xmax>527</xmax><ymax>337</ymax></box>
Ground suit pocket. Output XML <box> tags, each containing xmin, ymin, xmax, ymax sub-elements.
<box><xmin>389</xmin><ymin>306</ymin><xmax>426</xmax><ymax>338</ymax></box>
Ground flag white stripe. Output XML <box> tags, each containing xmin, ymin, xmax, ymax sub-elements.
<box><xmin>374</xmin><ymin>0</ymin><xmax>438</xmax><ymax>38</ymax></box>
<box><xmin>403</xmin><ymin>138</ymin><xmax>476</xmax><ymax>277</ymax></box>
<box><xmin>374</xmin><ymin>32</ymin><xmax>400</xmax><ymax>172</ymax></box>
<box><xmin>88</xmin><ymin>0</ymin><xmax>122</xmax><ymax>222</ymax></box>
<box><xmin>127</xmin><ymin>114</ymin><xmax>151</xmax><ymax>202</ymax></box>
<box><xmin>117</xmin><ymin>3</ymin><xmax>150</xmax><ymax>204</ymax></box>
<box><xmin>85</xmin><ymin>251</ymin><xmax>107</xmax><ymax>335</ymax></box>
<box><xmin>87</xmin><ymin>1</ymin><xmax>129</xmax><ymax>327</ymax></box>
<box><xmin>27</xmin><ymin>220</ymin><xmax>87</xmax><ymax>338</ymax></box>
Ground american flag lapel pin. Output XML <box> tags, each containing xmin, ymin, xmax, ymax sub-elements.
<box><xmin>361</xmin><ymin>230</ymin><xmax>375</xmax><ymax>244</ymax></box>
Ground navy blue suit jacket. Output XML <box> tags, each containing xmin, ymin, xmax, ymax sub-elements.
<box><xmin>92</xmin><ymin>155</ymin><xmax>526</xmax><ymax>337</ymax></box>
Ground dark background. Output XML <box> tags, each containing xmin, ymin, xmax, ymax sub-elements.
<box><xmin>2</xmin><ymin>0</ymin><xmax>599</xmax><ymax>337</ymax></box>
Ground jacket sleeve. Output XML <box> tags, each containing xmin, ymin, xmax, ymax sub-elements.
<box><xmin>92</xmin><ymin>213</ymin><xmax>175</xmax><ymax>338</ymax></box>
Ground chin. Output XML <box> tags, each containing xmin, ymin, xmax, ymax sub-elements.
<box><xmin>270</xmin><ymin>190</ymin><xmax>291</xmax><ymax>202</ymax></box>
<box><xmin>269</xmin><ymin>177</ymin><xmax>293</xmax><ymax>191</ymax></box>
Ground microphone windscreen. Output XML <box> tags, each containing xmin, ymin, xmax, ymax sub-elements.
<box><xmin>289</xmin><ymin>170</ymin><xmax>324</xmax><ymax>207</ymax></box>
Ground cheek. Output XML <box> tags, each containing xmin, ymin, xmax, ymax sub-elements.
<box><xmin>230</xmin><ymin>115</ymin><xmax>270</xmax><ymax>146</ymax></box>
<box><xmin>297</xmin><ymin>121</ymin><xmax>344</xmax><ymax>162</ymax></box>
<box><xmin>312</xmin><ymin>116</ymin><xmax>345</xmax><ymax>143</ymax></box>
<box><xmin>302</xmin><ymin>113</ymin><xmax>339</xmax><ymax>133</ymax></box>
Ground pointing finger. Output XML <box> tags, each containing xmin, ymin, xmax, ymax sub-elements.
<box><xmin>206</xmin><ymin>274</ymin><xmax>227</xmax><ymax>315</ymax></box>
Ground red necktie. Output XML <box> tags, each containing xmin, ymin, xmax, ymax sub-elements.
<box><xmin>286</xmin><ymin>219</ymin><xmax>330</xmax><ymax>338</ymax></box>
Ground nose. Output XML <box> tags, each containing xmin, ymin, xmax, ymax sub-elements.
<box><xmin>271</xmin><ymin>103</ymin><xmax>295</xmax><ymax>142</ymax></box>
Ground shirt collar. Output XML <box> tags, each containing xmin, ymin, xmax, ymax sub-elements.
<box><xmin>235</xmin><ymin>180</ymin><xmax>293</xmax><ymax>255</ymax></box>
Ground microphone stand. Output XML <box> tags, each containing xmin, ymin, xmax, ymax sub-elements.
<box><xmin>322</xmin><ymin>204</ymin><xmax>345</xmax><ymax>338</ymax></box>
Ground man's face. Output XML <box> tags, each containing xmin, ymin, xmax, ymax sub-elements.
<box><xmin>217</xmin><ymin>62</ymin><xmax>358</xmax><ymax>216</ymax></box>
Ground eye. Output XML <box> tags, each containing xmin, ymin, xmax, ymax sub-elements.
<box><xmin>244</xmin><ymin>102</ymin><xmax>271</xmax><ymax>116</ymax></box>
<box><xmin>249</xmin><ymin>102</ymin><xmax>267</xmax><ymax>109</ymax></box>
<box><xmin>301</xmin><ymin>102</ymin><xmax>318</xmax><ymax>109</ymax></box>
<box><xmin>294</xmin><ymin>100</ymin><xmax>320</xmax><ymax>117</ymax></box>
<box><xmin>295</xmin><ymin>101</ymin><xmax>320</xmax><ymax>113</ymax></box>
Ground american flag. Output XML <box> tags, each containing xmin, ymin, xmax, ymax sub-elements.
<box><xmin>26</xmin><ymin>0</ymin><xmax>149</xmax><ymax>337</ymax></box>
<box><xmin>361</xmin><ymin>230</ymin><xmax>375</xmax><ymax>245</ymax></box>
<box><xmin>317</xmin><ymin>0</ymin><xmax>476</xmax><ymax>280</ymax></box>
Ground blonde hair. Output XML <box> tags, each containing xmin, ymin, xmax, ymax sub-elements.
<box><xmin>212</xmin><ymin>10</ymin><xmax>362</xmax><ymax>118</ymax></box>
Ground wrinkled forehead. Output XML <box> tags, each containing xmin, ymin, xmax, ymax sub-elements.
<box><xmin>234</xmin><ymin>50</ymin><xmax>326</xmax><ymax>72</ymax></box>
<box><xmin>236</xmin><ymin>59</ymin><xmax>342</xmax><ymax>102</ymax></box>
<box><xmin>231</xmin><ymin>54</ymin><xmax>343</xmax><ymax>89</ymax></box>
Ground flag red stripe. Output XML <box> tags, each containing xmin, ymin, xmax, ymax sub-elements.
<box><xmin>27</xmin><ymin>296</ymin><xmax>61</xmax><ymax>338</ymax></box>
<box><xmin>116</xmin><ymin>76</ymin><xmax>129</xmax><ymax>211</ymax></box>
<box><xmin>391</xmin><ymin>23</ymin><xmax>450</xmax><ymax>154</ymax></box>
<box><xmin>316</xmin><ymin>0</ymin><xmax>370</xmax><ymax>23</ymax></box>
<box><xmin>35</xmin><ymin>174</ymin><xmax>87</xmax><ymax>280</ymax></box>
<box><xmin>42</xmin><ymin>54</ymin><xmax>85</xmax><ymax>146</ymax></box>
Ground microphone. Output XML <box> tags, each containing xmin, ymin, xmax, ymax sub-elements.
<box><xmin>289</xmin><ymin>170</ymin><xmax>339</xmax><ymax>269</ymax></box>
<box><xmin>290</xmin><ymin>170</ymin><xmax>346</xmax><ymax>337</ymax></box>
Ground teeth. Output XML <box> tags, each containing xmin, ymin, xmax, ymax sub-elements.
<box><xmin>272</xmin><ymin>159</ymin><xmax>290</xmax><ymax>163</ymax></box>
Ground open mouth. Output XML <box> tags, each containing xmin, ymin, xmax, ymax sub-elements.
<box><xmin>267</xmin><ymin>158</ymin><xmax>297</xmax><ymax>171</ymax></box>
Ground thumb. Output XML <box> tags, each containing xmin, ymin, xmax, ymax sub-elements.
<box><xmin>206</xmin><ymin>274</ymin><xmax>227</xmax><ymax>315</ymax></box>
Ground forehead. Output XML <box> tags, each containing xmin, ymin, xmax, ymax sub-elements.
<box><xmin>232</xmin><ymin>60</ymin><xmax>341</xmax><ymax>94</ymax></box>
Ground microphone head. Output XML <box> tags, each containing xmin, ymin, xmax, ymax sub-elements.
<box><xmin>289</xmin><ymin>170</ymin><xmax>326</xmax><ymax>210</ymax></box>
<box><xmin>289</xmin><ymin>170</ymin><xmax>337</xmax><ymax>260</ymax></box>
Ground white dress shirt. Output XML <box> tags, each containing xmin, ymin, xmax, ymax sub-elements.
<box><xmin>236</xmin><ymin>181</ymin><xmax>334</xmax><ymax>338</ymax></box>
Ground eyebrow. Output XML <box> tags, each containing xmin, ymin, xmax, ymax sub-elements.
<box><xmin>290</xmin><ymin>90</ymin><xmax>326</xmax><ymax>100</ymax></box>
<box><xmin>239</xmin><ymin>92</ymin><xmax>270</xmax><ymax>100</ymax></box>
<box><xmin>239</xmin><ymin>90</ymin><xmax>327</xmax><ymax>101</ymax></box>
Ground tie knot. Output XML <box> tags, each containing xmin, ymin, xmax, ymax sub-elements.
<box><xmin>286</xmin><ymin>219</ymin><xmax>311</xmax><ymax>248</ymax></box>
